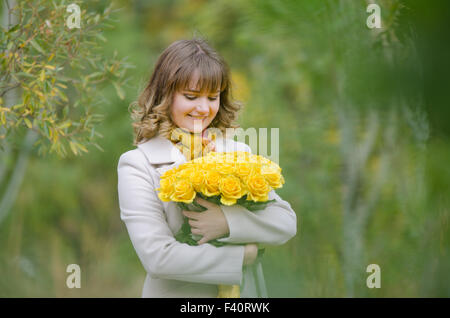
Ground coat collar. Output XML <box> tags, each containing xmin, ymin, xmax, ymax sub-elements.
<box><xmin>137</xmin><ymin>134</ymin><xmax>184</xmax><ymax>165</ymax></box>
<box><xmin>136</xmin><ymin>134</ymin><xmax>238</xmax><ymax>174</ymax></box>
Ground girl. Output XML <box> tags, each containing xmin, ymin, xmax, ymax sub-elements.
<box><xmin>117</xmin><ymin>38</ymin><xmax>297</xmax><ymax>297</ymax></box>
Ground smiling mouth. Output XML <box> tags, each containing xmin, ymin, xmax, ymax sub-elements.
<box><xmin>188</xmin><ymin>115</ymin><xmax>208</xmax><ymax>120</ymax></box>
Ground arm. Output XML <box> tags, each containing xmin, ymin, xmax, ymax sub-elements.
<box><xmin>216</xmin><ymin>189</ymin><xmax>297</xmax><ymax>245</ymax></box>
<box><xmin>117</xmin><ymin>149</ymin><xmax>245</xmax><ymax>285</ymax></box>
<box><xmin>217</xmin><ymin>144</ymin><xmax>297</xmax><ymax>245</ymax></box>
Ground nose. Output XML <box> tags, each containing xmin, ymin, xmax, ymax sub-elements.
<box><xmin>195</xmin><ymin>96</ymin><xmax>210</xmax><ymax>114</ymax></box>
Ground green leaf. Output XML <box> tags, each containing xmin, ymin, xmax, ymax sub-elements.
<box><xmin>62</xmin><ymin>106</ymin><xmax>69</xmax><ymax>118</ymax></box>
<box><xmin>30</xmin><ymin>39</ymin><xmax>45</xmax><ymax>54</ymax></box>
<box><xmin>175</xmin><ymin>217</ymin><xmax>198</xmax><ymax>246</ymax></box>
<box><xmin>57</xmin><ymin>89</ymin><xmax>68</xmax><ymax>102</ymax></box>
<box><xmin>177</xmin><ymin>201</ymin><xmax>207</xmax><ymax>212</ymax></box>
<box><xmin>258</xmin><ymin>248</ymin><xmax>266</xmax><ymax>258</ymax></box>
<box><xmin>112</xmin><ymin>81</ymin><xmax>125</xmax><ymax>100</ymax></box>
<box><xmin>69</xmin><ymin>141</ymin><xmax>78</xmax><ymax>155</ymax></box>
<box><xmin>241</xmin><ymin>199</ymin><xmax>276</xmax><ymax>212</ymax></box>
<box><xmin>12</xmin><ymin>104</ymin><xmax>24</xmax><ymax>110</ymax></box>
<box><xmin>43</xmin><ymin>122</ymin><xmax>49</xmax><ymax>138</ymax></box>
<box><xmin>198</xmin><ymin>192</ymin><xmax>222</xmax><ymax>205</ymax></box>
<box><xmin>58</xmin><ymin>120</ymin><xmax>72</xmax><ymax>129</ymax></box>
<box><xmin>17</xmin><ymin>72</ymin><xmax>35</xmax><ymax>78</ymax></box>
<box><xmin>75</xmin><ymin>142</ymin><xmax>88</xmax><ymax>153</ymax></box>
<box><xmin>192</xmin><ymin>200</ymin><xmax>207</xmax><ymax>210</ymax></box>
<box><xmin>91</xmin><ymin>142</ymin><xmax>104</xmax><ymax>152</ymax></box>
<box><xmin>208</xmin><ymin>239</ymin><xmax>227</xmax><ymax>247</ymax></box>
<box><xmin>24</xmin><ymin>118</ymin><xmax>32</xmax><ymax>129</ymax></box>
<box><xmin>95</xmin><ymin>33</ymin><xmax>107</xmax><ymax>43</ymax></box>
<box><xmin>7</xmin><ymin>24</ymin><xmax>20</xmax><ymax>34</ymax></box>
<box><xmin>86</xmin><ymin>72</ymin><xmax>103</xmax><ymax>79</ymax></box>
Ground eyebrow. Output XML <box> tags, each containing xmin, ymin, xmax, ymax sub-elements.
<box><xmin>185</xmin><ymin>89</ymin><xmax>220</xmax><ymax>93</ymax></box>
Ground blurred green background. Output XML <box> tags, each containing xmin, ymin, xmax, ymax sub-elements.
<box><xmin>0</xmin><ymin>0</ymin><xmax>449</xmax><ymax>297</ymax></box>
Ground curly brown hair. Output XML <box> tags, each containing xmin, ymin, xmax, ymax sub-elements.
<box><xmin>129</xmin><ymin>37</ymin><xmax>243</xmax><ymax>146</ymax></box>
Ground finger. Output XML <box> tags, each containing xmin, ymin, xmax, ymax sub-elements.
<box><xmin>194</xmin><ymin>197</ymin><xmax>207</xmax><ymax>204</ymax></box>
<box><xmin>195</xmin><ymin>197</ymin><xmax>214</xmax><ymax>206</ymax></box>
<box><xmin>197</xmin><ymin>237</ymin><xmax>208</xmax><ymax>245</ymax></box>
<box><xmin>202</xmin><ymin>130</ymin><xmax>212</xmax><ymax>140</ymax></box>
<box><xmin>207</xmin><ymin>141</ymin><xmax>216</xmax><ymax>152</ymax></box>
<box><xmin>202</xmin><ymin>138</ymin><xmax>211</xmax><ymax>146</ymax></box>
<box><xmin>188</xmin><ymin>219</ymin><xmax>200</xmax><ymax>228</ymax></box>
<box><xmin>202</xmin><ymin>138</ymin><xmax>213</xmax><ymax>149</ymax></box>
<box><xmin>183</xmin><ymin>211</ymin><xmax>200</xmax><ymax>220</ymax></box>
<box><xmin>191</xmin><ymin>228</ymin><xmax>202</xmax><ymax>235</ymax></box>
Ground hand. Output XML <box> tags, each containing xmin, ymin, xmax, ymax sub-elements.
<box><xmin>182</xmin><ymin>196</ymin><xmax>229</xmax><ymax>245</ymax></box>
<box><xmin>243</xmin><ymin>243</ymin><xmax>258</xmax><ymax>266</ymax></box>
<box><xmin>202</xmin><ymin>130</ymin><xmax>216</xmax><ymax>152</ymax></box>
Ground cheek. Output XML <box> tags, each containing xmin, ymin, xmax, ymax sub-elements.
<box><xmin>172</xmin><ymin>96</ymin><xmax>191</xmax><ymax>117</ymax></box>
<box><xmin>211</xmin><ymin>101</ymin><xmax>220</xmax><ymax>116</ymax></box>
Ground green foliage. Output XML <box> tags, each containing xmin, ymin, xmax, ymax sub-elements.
<box><xmin>0</xmin><ymin>0</ymin><xmax>134</xmax><ymax>157</ymax></box>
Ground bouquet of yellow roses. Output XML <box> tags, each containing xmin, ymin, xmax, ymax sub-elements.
<box><xmin>155</xmin><ymin>150</ymin><xmax>285</xmax><ymax>297</ymax></box>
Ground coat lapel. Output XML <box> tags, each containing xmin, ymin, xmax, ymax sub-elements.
<box><xmin>136</xmin><ymin>134</ymin><xmax>246</xmax><ymax>176</ymax></box>
<box><xmin>136</xmin><ymin>135</ymin><xmax>184</xmax><ymax>176</ymax></box>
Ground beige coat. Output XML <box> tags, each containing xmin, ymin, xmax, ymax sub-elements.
<box><xmin>117</xmin><ymin>134</ymin><xmax>297</xmax><ymax>297</ymax></box>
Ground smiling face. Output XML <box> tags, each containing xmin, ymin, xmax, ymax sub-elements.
<box><xmin>170</xmin><ymin>72</ymin><xmax>221</xmax><ymax>133</ymax></box>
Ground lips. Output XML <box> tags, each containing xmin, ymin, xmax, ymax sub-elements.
<box><xmin>188</xmin><ymin>115</ymin><xmax>208</xmax><ymax>120</ymax></box>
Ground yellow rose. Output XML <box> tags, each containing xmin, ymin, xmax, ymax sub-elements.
<box><xmin>170</xmin><ymin>179</ymin><xmax>196</xmax><ymax>203</ymax></box>
<box><xmin>219</xmin><ymin>175</ymin><xmax>246</xmax><ymax>205</ymax></box>
<box><xmin>261</xmin><ymin>165</ymin><xmax>283</xmax><ymax>189</ymax></box>
<box><xmin>221</xmin><ymin>152</ymin><xmax>236</xmax><ymax>165</ymax></box>
<box><xmin>191</xmin><ymin>169</ymin><xmax>206</xmax><ymax>192</ymax></box>
<box><xmin>198</xmin><ymin>152</ymin><xmax>220</xmax><ymax>164</ymax></box>
<box><xmin>235</xmin><ymin>162</ymin><xmax>253</xmax><ymax>179</ymax></box>
<box><xmin>250</xmin><ymin>162</ymin><xmax>262</xmax><ymax>175</ymax></box>
<box><xmin>202</xmin><ymin>170</ymin><xmax>221</xmax><ymax>196</ymax></box>
<box><xmin>179</xmin><ymin>162</ymin><xmax>195</xmax><ymax>169</ymax></box>
<box><xmin>178</xmin><ymin>166</ymin><xmax>195</xmax><ymax>179</ymax></box>
<box><xmin>268</xmin><ymin>162</ymin><xmax>282</xmax><ymax>173</ymax></box>
<box><xmin>257</xmin><ymin>155</ymin><xmax>272</xmax><ymax>165</ymax></box>
<box><xmin>245</xmin><ymin>172</ymin><xmax>270</xmax><ymax>202</ymax></box>
<box><xmin>207</xmin><ymin>151</ymin><xmax>221</xmax><ymax>159</ymax></box>
<box><xmin>160</xmin><ymin>165</ymin><xmax>180</xmax><ymax>179</ymax></box>
<box><xmin>216</xmin><ymin>162</ymin><xmax>236</xmax><ymax>175</ymax></box>
<box><xmin>235</xmin><ymin>152</ymin><xmax>251</xmax><ymax>163</ymax></box>
<box><xmin>200</xmin><ymin>162</ymin><xmax>216</xmax><ymax>171</ymax></box>
<box><xmin>156</xmin><ymin>175</ymin><xmax>176</xmax><ymax>202</ymax></box>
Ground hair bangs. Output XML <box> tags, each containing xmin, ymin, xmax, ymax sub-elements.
<box><xmin>174</xmin><ymin>55</ymin><xmax>225</xmax><ymax>95</ymax></box>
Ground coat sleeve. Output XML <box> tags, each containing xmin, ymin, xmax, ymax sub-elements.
<box><xmin>217</xmin><ymin>144</ymin><xmax>297</xmax><ymax>245</ymax></box>
<box><xmin>117</xmin><ymin>149</ymin><xmax>245</xmax><ymax>285</ymax></box>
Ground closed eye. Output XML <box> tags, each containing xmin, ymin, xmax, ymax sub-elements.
<box><xmin>184</xmin><ymin>94</ymin><xmax>219</xmax><ymax>101</ymax></box>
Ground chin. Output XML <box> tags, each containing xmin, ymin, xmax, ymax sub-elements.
<box><xmin>184</xmin><ymin>120</ymin><xmax>211</xmax><ymax>132</ymax></box>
